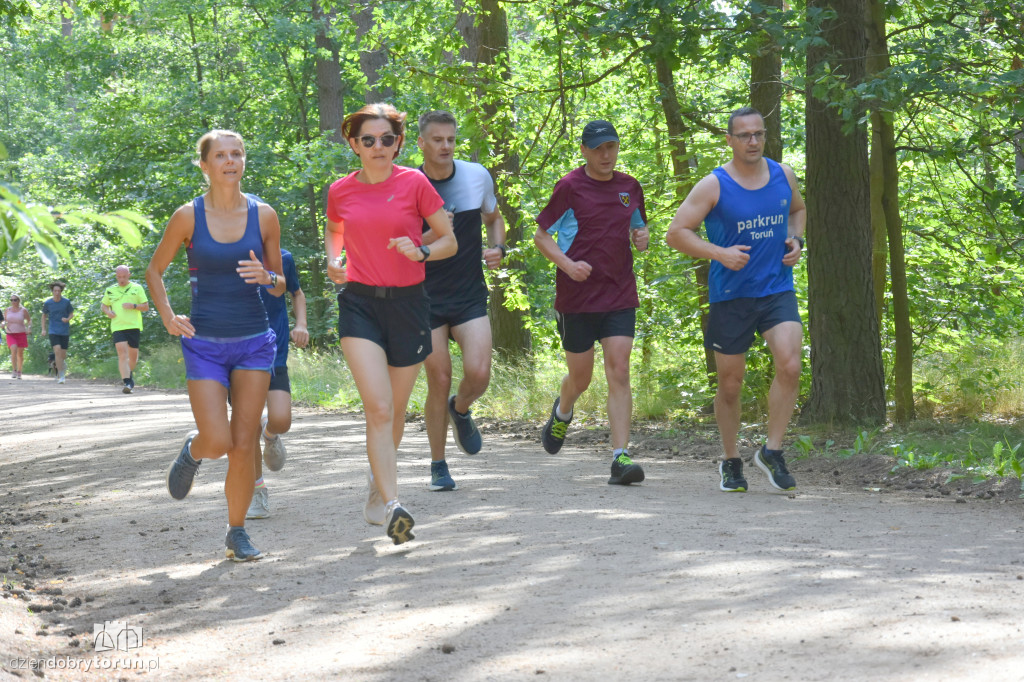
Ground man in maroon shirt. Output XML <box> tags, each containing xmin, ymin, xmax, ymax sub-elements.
<box><xmin>533</xmin><ymin>120</ymin><xmax>651</xmax><ymax>485</ymax></box>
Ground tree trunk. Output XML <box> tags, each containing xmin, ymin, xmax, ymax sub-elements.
<box><xmin>655</xmin><ymin>55</ymin><xmax>714</xmax><ymax>384</ymax></box>
<box><xmin>749</xmin><ymin>0</ymin><xmax>783</xmax><ymax>162</ymax></box>
<box><xmin>311</xmin><ymin>0</ymin><xmax>345</xmax><ymax>344</ymax></box>
<box><xmin>867</xmin><ymin>0</ymin><xmax>913</xmax><ymax>421</ymax></box>
<box><xmin>457</xmin><ymin>0</ymin><xmax>531</xmax><ymax>359</ymax></box>
<box><xmin>352</xmin><ymin>1</ymin><xmax>392</xmax><ymax>103</ymax></box>
<box><xmin>802</xmin><ymin>0</ymin><xmax>885</xmax><ymax>425</ymax></box>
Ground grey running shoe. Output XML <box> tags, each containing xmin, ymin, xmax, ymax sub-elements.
<box><xmin>225</xmin><ymin>526</ymin><xmax>262</xmax><ymax>562</ymax></box>
<box><xmin>719</xmin><ymin>458</ymin><xmax>748</xmax><ymax>492</ymax></box>
<box><xmin>448</xmin><ymin>395</ymin><xmax>482</xmax><ymax>455</ymax></box>
<box><xmin>364</xmin><ymin>471</ymin><xmax>385</xmax><ymax>526</ymax></box>
<box><xmin>261</xmin><ymin>416</ymin><xmax>287</xmax><ymax>472</ymax></box>
<box><xmin>608</xmin><ymin>452</ymin><xmax>645</xmax><ymax>485</ymax></box>
<box><xmin>385</xmin><ymin>504</ymin><xmax>416</xmax><ymax>545</ymax></box>
<box><xmin>246</xmin><ymin>487</ymin><xmax>270</xmax><ymax>519</ymax></box>
<box><xmin>541</xmin><ymin>397</ymin><xmax>571</xmax><ymax>454</ymax></box>
<box><xmin>166</xmin><ymin>430</ymin><xmax>201</xmax><ymax>500</ymax></box>
<box><xmin>428</xmin><ymin>460</ymin><xmax>457</xmax><ymax>491</ymax></box>
<box><xmin>754</xmin><ymin>445</ymin><xmax>796</xmax><ymax>491</ymax></box>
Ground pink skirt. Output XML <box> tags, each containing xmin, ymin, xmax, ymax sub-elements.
<box><xmin>6</xmin><ymin>332</ymin><xmax>27</xmax><ymax>348</ymax></box>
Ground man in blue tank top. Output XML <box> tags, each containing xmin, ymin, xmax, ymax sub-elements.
<box><xmin>666</xmin><ymin>107</ymin><xmax>806</xmax><ymax>493</ymax></box>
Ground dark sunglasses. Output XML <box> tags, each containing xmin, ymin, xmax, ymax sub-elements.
<box><xmin>357</xmin><ymin>134</ymin><xmax>398</xmax><ymax>148</ymax></box>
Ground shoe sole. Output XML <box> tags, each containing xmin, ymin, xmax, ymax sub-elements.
<box><xmin>263</xmin><ymin>439</ymin><xmax>286</xmax><ymax>472</ymax></box>
<box><xmin>122</xmin><ymin>386</ymin><xmax>132</xmax><ymax>394</ymax></box>
<box><xmin>167</xmin><ymin>430</ymin><xmax>199</xmax><ymax>500</ymax></box>
<box><xmin>754</xmin><ymin>452</ymin><xmax>796</xmax><ymax>491</ymax></box>
<box><xmin>387</xmin><ymin>508</ymin><xmax>416</xmax><ymax>545</ymax></box>
<box><xmin>245</xmin><ymin>509</ymin><xmax>270</xmax><ymax>519</ymax></box>
<box><xmin>608</xmin><ymin>465</ymin><xmax>645</xmax><ymax>485</ymax></box>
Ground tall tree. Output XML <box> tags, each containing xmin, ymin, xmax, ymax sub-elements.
<box><xmin>749</xmin><ymin>0</ymin><xmax>783</xmax><ymax>162</ymax></box>
<box><xmin>866</xmin><ymin>0</ymin><xmax>913</xmax><ymax>422</ymax></box>
<box><xmin>802</xmin><ymin>0</ymin><xmax>885</xmax><ymax>424</ymax></box>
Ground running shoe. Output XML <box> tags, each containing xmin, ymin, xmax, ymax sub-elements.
<box><xmin>448</xmin><ymin>395</ymin><xmax>482</xmax><ymax>455</ymax></box>
<box><xmin>428</xmin><ymin>459</ymin><xmax>457</xmax><ymax>492</ymax></box>
<box><xmin>719</xmin><ymin>458</ymin><xmax>748</xmax><ymax>492</ymax></box>
<box><xmin>608</xmin><ymin>452</ymin><xmax>645</xmax><ymax>485</ymax></box>
<box><xmin>57</xmin><ymin>372</ymin><xmax>65</xmax><ymax>384</ymax></box>
<box><xmin>166</xmin><ymin>430</ymin><xmax>201</xmax><ymax>500</ymax></box>
<box><xmin>364</xmin><ymin>471</ymin><xmax>385</xmax><ymax>526</ymax></box>
<box><xmin>385</xmin><ymin>503</ymin><xmax>415</xmax><ymax>545</ymax></box>
<box><xmin>261</xmin><ymin>416</ymin><xmax>287</xmax><ymax>472</ymax></box>
<box><xmin>246</xmin><ymin>487</ymin><xmax>270</xmax><ymax>519</ymax></box>
<box><xmin>224</xmin><ymin>526</ymin><xmax>262</xmax><ymax>562</ymax></box>
<box><xmin>122</xmin><ymin>380</ymin><xmax>132</xmax><ymax>394</ymax></box>
<box><xmin>541</xmin><ymin>397</ymin><xmax>571</xmax><ymax>454</ymax></box>
<box><xmin>754</xmin><ymin>445</ymin><xmax>796</xmax><ymax>491</ymax></box>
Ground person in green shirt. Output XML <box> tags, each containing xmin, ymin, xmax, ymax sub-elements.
<box><xmin>101</xmin><ymin>265</ymin><xmax>150</xmax><ymax>393</ymax></box>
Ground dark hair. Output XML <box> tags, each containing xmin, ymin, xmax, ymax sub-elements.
<box><xmin>342</xmin><ymin>103</ymin><xmax>407</xmax><ymax>159</ymax></box>
<box><xmin>727</xmin><ymin>107</ymin><xmax>763</xmax><ymax>134</ymax></box>
<box><xmin>418</xmin><ymin>110</ymin><xmax>457</xmax><ymax>136</ymax></box>
<box><xmin>49</xmin><ymin>281</ymin><xmax>66</xmax><ymax>292</ymax></box>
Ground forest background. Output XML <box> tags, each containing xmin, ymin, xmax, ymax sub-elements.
<box><xmin>2</xmin><ymin>0</ymin><xmax>1024</xmax><ymax>476</ymax></box>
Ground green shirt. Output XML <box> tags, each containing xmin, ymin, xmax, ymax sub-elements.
<box><xmin>102</xmin><ymin>282</ymin><xmax>148</xmax><ymax>332</ymax></box>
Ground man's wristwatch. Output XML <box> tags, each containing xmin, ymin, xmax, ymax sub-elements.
<box><xmin>492</xmin><ymin>244</ymin><xmax>508</xmax><ymax>257</ymax></box>
<box><xmin>791</xmin><ymin>236</ymin><xmax>805</xmax><ymax>250</ymax></box>
<box><xmin>269</xmin><ymin>271</ymin><xmax>278</xmax><ymax>287</ymax></box>
<box><xmin>419</xmin><ymin>245</ymin><xmax>431</xmax><ymax>262</ymax></box>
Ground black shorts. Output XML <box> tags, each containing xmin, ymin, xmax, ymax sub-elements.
<box><xmin>556</xmin><ymin>308</ymin><xmax>636</xmax><ymax>354</ymax></box>
<box><xmin>49</xmin><ymin>334</ymin><xmax>70</xmax><ymax>350</ymax></box>
<box><xmin>706</xmin><ymin>290</ymin><xmax>801</xmax><ymax>355</ymax></box>
<box><xmin>112</xmin><ymin>328</ymin><xmax>141</xmax><ymax>349</ymax></box>
<box><xmin>429</xmin><ymin>296</ymin><xmax>488</xmax><ymax>331</ymax></box>
<box><xmin>338</xmin><ymin>283</ymin><xmax>432</xmax><ymax>368</ymax></box>
<box><xmin>269</xmin><ymin>365</ymin><xmax>290</xmax><ymax>393</ymax></box>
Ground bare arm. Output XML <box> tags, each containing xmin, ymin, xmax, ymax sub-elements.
<box><xmin>146</xmin><ymin>204</ymin><xmax>196</xmax><ymax>337</ymax></box>
<box><xmin>289</xmin><ymin>288</ymin><xmax>309</xmax><ymax>348</ymax></box>
<box><xmin>781</xmin><ymin>163</ymin><xmax>807</xmax><ymax>267</ymax></box>
<box><xmin>665</xmin><ymin>174</ymin><xmax>751</xmax><ymax>272</ymax></box>
<box><xmin>390</xmin><ymin>208</ymin><xmax>457</xmax><ymax>262</ymax></box>
<box><xmin>325</xmin><ymin>218</ymin><xmax>347</xmax><ymax>284</ymax></box>
<box><xmin>481</xmin><ymin>204</ymin><xmax>508</xmax><ymax>269</ymax></box>
<box><xmin>237</xmin><ymin>203</ymin><xmax>286</xmax><ymax>297</ymax></box>
<box><xmin>534</xmin><ymin>226</ymin><xmax>592</xmax><ymax>282</ymax></box>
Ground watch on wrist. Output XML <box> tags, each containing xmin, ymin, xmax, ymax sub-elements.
<box><xmin>419</xmin><ymin>245</ymin><xmax>431</xmax><ymax>262</ymax></box>
<box><xmin>792</xmin><ymin>235</ymin><xmax>805</xmax><ymax>250</ymax></box>
<box><xmin>269</xmin><ymin>271</ymin><xmax>278</xmax><ymax>287</ymax></box>
<box><xmin>493</xmin><ymin>244</ymin><xmax>508</xmax><ymax>257</ymax></box>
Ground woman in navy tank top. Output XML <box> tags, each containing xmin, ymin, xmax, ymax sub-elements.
<box><xmin>146</xmin><ymin>130</ymin><xmax>287</xmax><ymax>562</ymax></box>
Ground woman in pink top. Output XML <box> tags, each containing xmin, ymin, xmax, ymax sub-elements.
<box><xmin>326</xmin><ymin>103</ymin><xmax>456</xmax><ymax>545</ymax></box>
<box><xmin>4</xmin><ymin>293</ymin><xmax>31</xmax><ymax>379</ymax></box>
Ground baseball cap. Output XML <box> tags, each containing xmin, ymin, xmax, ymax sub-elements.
<box><xmin>581</xmin><ymin>120</ymin><xmax>619</xmax><ymax>149</ymax></box>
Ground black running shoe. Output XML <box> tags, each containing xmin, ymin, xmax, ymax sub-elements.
<box><xmin>754</xmin><ymin>445</ymin><xmax>796</xmax><ymax>490</ymax></box>
<box><xmin>608</xmin><ymin>452</ymin><xmax>645</xmax><ymax>485</ymax></box>
<box><xmin>719</xmin><ymin>457</ymin><xmax>748</xmax><ymax>492</ymax></box>
<box><xmin>541</xmin><ymin>398</ymin><xmax>571</xmax><ymax>454</ymax></box>
<box><xmin>448</xmin><ymin>395</ymin><xmax>482</xmax><ymax>455</ymax></box>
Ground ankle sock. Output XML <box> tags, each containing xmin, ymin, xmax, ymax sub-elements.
<box><xmin>555</xmin><ymin>405</ymin><xmax>572</xmax><ymax>421</ymax></box>
<box><xmin>254</xmin><ymin>477</ymin><xmax>266</xmax><ymax>489</ymax></box>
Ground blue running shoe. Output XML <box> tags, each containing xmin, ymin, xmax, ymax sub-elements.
<box><xmin>166</xmin><ymin>430</ymin><xmax>201</xmax><ymax>500</ymax></box>
<box><xmin>428</xmin><ymin>460</ymin><xmax>457</xmax><ymax>491</ymax></box>
<box><xmin>719</xmin><ymin>457</ymin><xmax>748</xmax><ymax>492</ymax></box>
<box><xmin>225</xmin><ymin>526</ymin><xmax>262</xmax><ymax>562</ymax></box>
<box><xmin>448</xmin><ymin>395</ymin><xmax>482</xmax><ymax>455</ymax></box>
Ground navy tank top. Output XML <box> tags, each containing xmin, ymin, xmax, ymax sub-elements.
<box><xmin>186</xmin><ymin>195</ymin><xmax>269</xmax><ymax>337</ymax></box>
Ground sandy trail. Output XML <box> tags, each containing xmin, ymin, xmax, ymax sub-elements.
<box><xmin>1</xmin><ymin>376</ymin><xmax>1023</xmax><ymax>681</ymax></box>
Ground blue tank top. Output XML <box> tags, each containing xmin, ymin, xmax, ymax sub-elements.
<box><xmin>187</xmin><ymin>195</ymin><xmax>269</xmax><ymax>337</ymax></box>
<box><xmin>705</xmin><ymin>158</ymin><xmax>793</xmax><ymax>303</ymax></box>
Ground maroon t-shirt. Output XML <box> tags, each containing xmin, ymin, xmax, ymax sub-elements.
<box><xmin>536</xmin><ymin>166</ymin><xmax>647</xmax><ymax>313</ymax></box>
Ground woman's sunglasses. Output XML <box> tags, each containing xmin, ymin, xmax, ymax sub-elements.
<box><xmin>357</xmin><ymin>134</ymin><xmax>398</xmax><ymax>148</ymax></box>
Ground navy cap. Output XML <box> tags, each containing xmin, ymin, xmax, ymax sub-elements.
<box><xmin>581</xmin><ymin>120</ymin><xmax>619</xmax><ymax>149</ymax></box>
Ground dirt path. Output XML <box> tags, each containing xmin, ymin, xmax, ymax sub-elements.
<box><xmin>2</xmin><ymin>376</ymin><xmax>1024</xmax><ymax>681</ymax></box>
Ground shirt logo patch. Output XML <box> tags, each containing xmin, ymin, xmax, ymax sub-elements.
<box><xmin>619</xmin><ymin>193</ymin><xmax>630</xmax><ymax>207</ymax></box>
